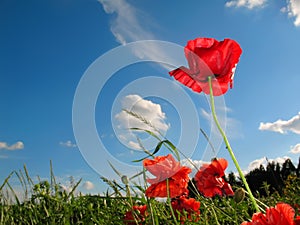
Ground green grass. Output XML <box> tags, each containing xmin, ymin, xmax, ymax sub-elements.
<box><xmin>0</xmin><ymin>163</ymin><xmax>299</xmax><ymax>225</ymax></box>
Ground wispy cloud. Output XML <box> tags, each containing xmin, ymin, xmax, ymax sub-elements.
<box><xmin>0</xmin><ymin>141</ymin><xmax>24</xmax><ymax>151</ymax></box>
<box><xmin>127</xmin><ymin>141</ymin><xmax>142</xmax><ymax>150</ymax></box>
<box><xmin>59</xmin><ymin>140</ymin><xmax>77</xmax><ymax>148</ymax></box>
<box><xmin>259</xmin><ymin>112</ymin><xmax>300</xmax><ymax>134</ymax></box>
<box><xmin>98</xmin><ymin>0</ymin><xmax>154</xmax><ymax>44</ymax></box>
<box><xmin>281</xmin><ymin>0</ymin><xmax>300</xmax><ymax>27</ymax></box>
<box><xmin>225</xmin><ymin>0</ymin><xmax>267</xmax><ymax>9</ymax></box>
<box><xmin>98</xmin><ymin>0</ymin><xmax>178</xmax><ymax>70</ymax></box>
<box><xmin>180</xmin><ymin>158</ymin><xmax>209</xmax><ymax>177</ymax></box>
<box><xmin>115</xmin><ymin>94</ymin><xmax>170</xmax><ymax>150</ymax></box>
<box><xmin>290</xmin><ymin>143</ymin><xmax>300</xmax><ymax>154</ymax></box>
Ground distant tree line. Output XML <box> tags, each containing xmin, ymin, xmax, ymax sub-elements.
<box><xmin>227</xmin><ymin>157</ymin><xmax>300</xmax><ymax>197</ymax></box>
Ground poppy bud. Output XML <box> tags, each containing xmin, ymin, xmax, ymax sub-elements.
<box><xmin>121</xmin><ymin>175</ymin><xmax>129</xmax><ymax>185</ymax></box>
<box><xmin>234</xmin><ymin>188</ymin><xmax>245</xmax><ymax>204</ymax></box>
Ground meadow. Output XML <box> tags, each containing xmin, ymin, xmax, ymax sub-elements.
<box><xmin>0</xmin><ymin>154</ymin><xmax>299</xmax><ymax>225</ymax></box>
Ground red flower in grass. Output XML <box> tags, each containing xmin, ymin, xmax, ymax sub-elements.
<box><xmin>194</xmin><ymin>158</ymin><xmax>234</xmax><ymax>198</ymax></box>
<box><xmin>171</xmin><ymin>195</ymin><xmax>201</xmax><ymax>223</ymax></box>
<box><xmin>169</xmin><ymin>37</ymin><xmax>242</xmax><ymax>96</ymax></box>
<box><xmin>124</xmin><ymin>205</ymin><xmax>147</xmax><ymax>225</ymax></box>
<box><xmin>241</xmin><ymin>203</ymin><xmax>297</xmax><ymax>225</ymax></box>
<box><xmin>295</xmin><ymin>216</ymin><xmax>300</xmax><ymax>225</ymax></box>
<box><xmin>143</xmin><ymin>154</ymin><xmax>191</xmax><ymax>198</ymax></box>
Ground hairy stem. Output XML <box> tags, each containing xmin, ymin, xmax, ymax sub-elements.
<box><xmin>207</xmin><ymin>76</ymin><xmax>259</xmax><ymax>212</ymax></box>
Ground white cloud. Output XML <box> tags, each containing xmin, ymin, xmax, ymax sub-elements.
<box><xmin>115</xmin><ymin>94</ymin><xmax>170</xmax><ymax>150</ymax></box>
<box><xmin>0</xmin><ymin>141</ymin><xmax>24</xmax><ymax>150</ymax></box>
<box><xmin>58</xmin><ymin>184</ymin><xmax>72</xmax><ymax>193</ymax></box>
<box><xmin>82</xmin><ymin>181</ymin><xmax>95</xmax><ymax>191</ymax></box>
<box><xmin>290</xmin><ymin>143</ymin><xmax>300</xmax><ymax>154</ymax></box>
<box><xmin>281</xmin><ymin>0</ymin><xmax>300</xmax><ymax>27</ymax></box>
<box><xmin>225</xmin><ymin>0</ymin><xmax>267</xmax><ymax>9</ymax></box>
<box><xmin>181</xmin><ymin>158</ymin><xmax>237</xmax><ymax>178</ymax></box>
<box><xmin>180</xmin><ymin>158</ymin><xmax>208</xmax><ymax>177</ymax></box>
<box><xmin>0</xmin><ymin>187</ymin><xmax>26</xmax><ymax>203</ymax></box>
<box><xmin>98</xmin><ymin>0</ymin><xmax>177</xmax><ymax>70</ymax></box>
<box><xmin>248</xmin><ymin>157</ymin><xmax>268</xmax><ymax>171</ymax></box>
<box><xmin>59</xmin><ymin>140</ymin><xmax>77</xmax><ymax>148</ymax></box>
<box><xmin>116</xmin><ymin>95</ymin><xmax>169</xmax><ymax>132</ymax></box>
<box><xmin>247</xmin><ymin>156</ymin><xmax>290</xmax><ymax>172</ymax></box>
<box><xmin>259</xmin><ymin>112</ymin><xmax>300</xmax><ymax>134</ymax></box>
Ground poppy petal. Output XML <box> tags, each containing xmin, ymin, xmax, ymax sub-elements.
<box><xmin>144</xmin><ymin>154</ymin><xmax>191</xmax><ymax>198</ymax></box>
<box><xmin>169</xmin><ymin>67</ymin><xmax>202</xmax><ymax>93</ymax></box>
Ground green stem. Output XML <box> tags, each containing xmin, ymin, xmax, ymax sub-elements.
<box><xmin>210</xmin><ymin>200</ymin><xmax>221</xmax><ymax>225</ymax></box>
<box><xmin>166</xmin><ymin>179</ymin><xmax>179</xmax><ymax>225</ymax></box>
<box><xmin>207</xmin><ymin>76</ymin><xmax>260</xmax><ymax>213</ymax></box>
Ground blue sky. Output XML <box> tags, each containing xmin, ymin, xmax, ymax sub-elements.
<box><xmin>1</xmin><ymin>0</ymin><xmax>300</xmax><ymax>194</ymax></box>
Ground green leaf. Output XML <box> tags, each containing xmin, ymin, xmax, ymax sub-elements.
<box><xmin>108</xmin><ymin>161</ymin><xmax>123</xmax><ymax>177</ymax></box>
<box><xmin>130</xmin><ymin>127</ymin><xmax>161</xmax><ymax>141</ymax></box>
<box><xmin>161</xmin><ymin>140</ymin><xmax>180</xmax><ymax>161</ymax></box>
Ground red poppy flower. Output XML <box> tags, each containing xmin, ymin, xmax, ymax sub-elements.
<box><xmin>124</xmin><ymin>205</ymin><xmax>147</xmax><ymax>225</ymax></box>
<box><xmin>241</xmin><ymin>203</ymin><xmax>296</xmax><ymax>225</ymax></box>
<box><xmin>295</xmin><ymin>216</ymin><xmax>300</xmax><ymax>225</ymax></box>
<box><xmin>143</xmin><ymin>154</ymin><xmax>191</xmax><ymax>198</ymax></box>
<box><xmin>171</xmin><ymin>195</ymin><xmax>201</xmax><ymax>223</ymax></box>
<box><xmin>169</xmin><ymin>37</ymin><xmax>242</xmax><ymax>96</ymax></box>
<box><xmin>194</xmin><ymin>158</ymin><xmax>234</xmax><ymax>198</ymax></box>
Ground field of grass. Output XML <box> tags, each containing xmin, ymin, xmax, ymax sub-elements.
<box><xmin>0</xmin><ymin>161</ymin><xmax>299</xmax><ymax>225</ymax></box>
